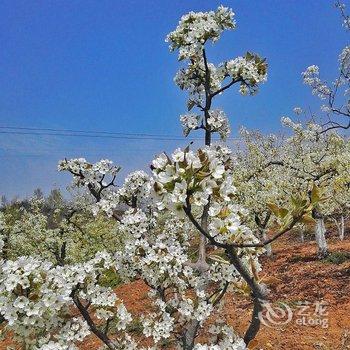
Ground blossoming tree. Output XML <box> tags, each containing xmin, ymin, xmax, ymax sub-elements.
<box><xmin>281</xmin><ymin>1</ymin><xmax>350</xmax><ymax>251</ymax></box>
<box><xmin>302</xmin><ymin>1</ymin><xmax>350</xmax><ymax>133</ymax></box>
<box><xmin>0</xmin><ymin>6</ymin><xmax>324</xmax><ymax>350</ymax></box>
<box><xmin>230</xmin><ymin>129</ymin><xmax>289</xmax><ymax>257</ymax></box>
<box><xmin>278</xmin><ymin>118</ymin><xmax>349</xmax><ymax>257</ymax></box>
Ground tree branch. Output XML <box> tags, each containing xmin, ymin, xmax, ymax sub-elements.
<box><xmin>183</xmin><ymin>200</ymin><xmax>302</xmax><ymax>249</ymax></box>
<box><xmin>226</xmin><ymin>248</ymin><xmax>266</xmax><ymax>345</ymax></box>
<box><xmin>211</xmin><ymin>77</ymin><xmax>241</xmax><ymax>98</ymax></box>
<box><xmin>71</xmin><ymin>287</ymin><xmax>117</xmax><ymax>350</ymax></box>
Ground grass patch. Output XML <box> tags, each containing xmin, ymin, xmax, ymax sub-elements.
<box><xmin>289</xmin><ymin>255</ymin><xmax>317</xmax><ymax>263</ymax></box>
<box><xmin>99</xmin><ymin>268</ymin><xmax>122</xmax><ymax>288</ymax></box>
<box><xmin>127</xmin><ymin>318</ymin><xmax>144</xmax><ymax>335</ymax></box>
<box><xmin>323</xmin><ymin>251</ymin><xmax>350</xmax><ymax>265</ymax></box>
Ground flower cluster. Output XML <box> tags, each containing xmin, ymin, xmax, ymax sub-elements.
<box><xmin>174</xmin><ymin>52</ymin><xmax>267</xmax><ymax>105</ymax></box>
<box><xmin>179</xmin><ymin>109</ymin><xmax>230</xmax><ymax>139</ymax></box>
<box><xmin>293</xmin><ymin>107</ymin><xmax>303</xmax><ymax>115</ymax></box>
<box><xmin>336</xmin><ymin>2</ymin><xmax>350</xmax><ymax>29</ymax></box>
<box><xmin>0</xmin><ymin>250</ymin><xmax>139</xmax><ymax>348</ymax></box>
<box><xmin>118</xmin><ymin>170</ymin><xmax>153</xmax><ymax>206</ymax></box>
<box><xmin>151</xmin><ymin>144</ymin><xmax>262</xmax><ymax>256</ymax></box>
<box><xmin>180</xmin><ymin>113</ymin><xmax>201</xmax><ymax>136</ymax></box>
<box><xmin>207</xmin><ymin>109</ymin><xmax>231</xmax><ymax>140</ymax></box>
<box><xmin>90</xmin><ymin>192</ymin><xmax>120</xmax><ymax>216</ymax></box>
<box><xmin>58</xmin><ymin>158</ymin><xmax>120</xmax><ymax>187</ymax></box>
<box><xmin>113</xmin><ymin>208</ymin><xmax>253</xmax><ymax>346</ymax></box>
<box><xmin>58</xmin><ymin>159</ymin><xmax>120</xmax><ymax>215</ymax></box>
<box><xmin>151</xmin><ymin>144</ymin><xmax>235</xmax><ymax>211</ymax></box>
<box><xmin>281</xmin><ymin>116</ymin><xmax>322</xmax><ymax>138</ymax></box>
<box><xmin>340</xmin><ymin>45</ymin><xmax>350</xmax><ymax>78</ymax></box>
<box><xmin>174</xmin><ymin>60</ymin><xmax>226</xmax><ymax>104</ymax></box>
<box><xmin>0</xmin><ymin>256</ymin><xmax>90</xmax><ymax>348</ymax></box>
<box><xmin>59</xmin><ymin>159</ymin><xmax>155</xmax><ymax>216</ymax></box>
<box><xmin>226</xmin><ymin>53</ymin><xmax>268</xmax><ymax>95</ymax></box>
<box><xmin>194</xmin><ymin>324</ymin><xmax>246</xmax><ymax>349</ymax></box>
<box><xmin>166</xmin><ymin>6</ymin><xmax>236</xmax><ymax>60</ymax></box>
<box><xmin>116</xmin><ymin>210</ymin><xmax>190</xmax><ymax>285</ymax></box>
<box><xmin>302</xmin><ymin>65</ymin><xmax>331</xmax><ymax>99</ymax></box>
<box><xmin>142</xmin><ymin>298</ymin><xmax>174</xmax><ymax>343</ymax></box>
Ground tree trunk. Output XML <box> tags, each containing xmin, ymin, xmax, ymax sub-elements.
<box><xmin>182</xmin><ymin>320</ymin><xmax>200</xmax><ymax>350</ymax></box>
<box><xmin>1</xmin><ymin>232</ymin><xmax>9</xmax><ymax>260</ymax></box>
<box><xmin>339</xmin><ymin>215</ymin><xmax>345</xmax><ymax>241</ymax></box>
<box><xmin>183</xmin><ymin>60</ymin><xmax>212</xmax><ymax>349</ymax></box>
<box><xmin>262</xmin><ymin>230</ymin><xmax>272</xmax><ymax>257</ymax></box>
<box><xmin>332</xmin><ymin>216</ymin><xmax>345</xmax><ymax>241</ymax></box>
<box><xmin>315</xmin><ymin>218</ymin><xmax>328</xmax><ymax>258</ymax></box>
<box><xmin>227</xmin><ymin>248</ymin><xmax>267</xmax><ymax>345</ymax></box>
<box><xmin>197</xmin><ymin>202</ymin><xmax>209</xmax><ymax>270</ymax></box>
<box><xmin>195</xmin><ymin>110</ymin><xmax>211</xmax><ymax>269</ymax></box>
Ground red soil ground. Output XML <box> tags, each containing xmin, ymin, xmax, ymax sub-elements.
<box><xmin>2</xmin><ymin>229</ymin><xmax>350</xmax><ymax>350</ymax></box>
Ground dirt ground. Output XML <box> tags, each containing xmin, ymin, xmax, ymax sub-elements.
<box><xmin>1</xmin><ymin>229</ymin><xmax>350</xmax><ymax>350</ymax></box>
<box><xmin>227</xmin><ymin>233</ymin><xmax>350</xmax><ymax>350</ymax></box>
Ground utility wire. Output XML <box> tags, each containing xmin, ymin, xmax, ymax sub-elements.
<box><xmin>0</xmin><ymin>126</ymin><xmax>191</xmax><ymax>139</ymax></box>
<box><xmin>0</xmin><ymin>126</ymin><xmax>240</xmax><ymax>141</ymax></box>
<box><xmin>0</xmin><ymin>130</ymin><xmax>188</xmax><ymax>141</ymax></box>
<box><xmin>0</xmin><ymin>126</ymin><xmax>184</xmax><ymax>137</ymax></box>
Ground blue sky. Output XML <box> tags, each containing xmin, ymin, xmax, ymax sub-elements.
<box><xmin>0</xmin><ymin>0</ymin><xmax>348</xmax><ymax>198</ymax></box>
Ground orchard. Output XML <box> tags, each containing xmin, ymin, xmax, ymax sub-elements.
<box><xmin>0</xmin><ymin>3</ymin><xmax>349</xmax><ymax>350</ymax></box>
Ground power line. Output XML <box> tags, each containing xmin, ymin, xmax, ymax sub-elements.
<box><xmin>0</xmin><ymin>126</ymin><xmax>189</xmax><ymax>139</ymax></box>
<box><xmin>0</xmin><ymin>126</ymin><xmax>240</xmax><ymax>141</ymax></box>
<box><xmin>0</xmin><ymin>130</ymin><xmax>189</xmax><ymax>141</ymax></box>
<box><xmin>0</xmin><ymin>126</ymin><xmax>237</xmax><ymax>141</ymax></box>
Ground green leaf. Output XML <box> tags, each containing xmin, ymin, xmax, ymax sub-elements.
<box><xmin>311</xmin><ymin>185</ymin><xmax>320</xmax><ymax>204</ymax></box>
<box><xmin>279</xmin><ymin>208</ymin><xmax>289</xmax><ymax>218</ymax></box>
<box><xmin>187</xmin><ymin>99</ymin><xmax>196</xmax><ymax>111</ymax></box>
<box><xmin>281</xmin><ymin>214</ymin><xmax>294</xmax><ymax>229</ymax></box>
<box><xmin>267</xmin><ymin>203</ymin><xmax>280</xmax><ymax>217</ymax></box>
<box><xmin>300</xmin><ymin>214</ymin><xmax>315</xmax><ymax>225</ymax></box>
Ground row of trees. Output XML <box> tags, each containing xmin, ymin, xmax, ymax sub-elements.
<box><xmin>0</xmin><ymin>189</ymin><xmax>122</xmax><ymax>264</ymax></box>
<box><xmin>0</xmin><ymin>3</ymin><xmax>349</xmax><ymax>350</ymax></box>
